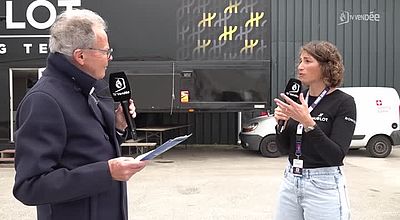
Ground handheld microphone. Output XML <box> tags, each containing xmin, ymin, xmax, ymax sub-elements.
<box><xmin>109</xmin><ymin>72</ymin><xmax>137</xmax><ymax>140</ymax></box>
<box><xmin>277</xmin><ymin>78</ymin><xmax>302</xmax><ymax>133</ymax></box>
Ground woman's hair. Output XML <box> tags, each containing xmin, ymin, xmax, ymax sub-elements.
<box><xmin>299</xmin><ymin>41</ymin><xmax>344</xmax><ymax>88</ymax></box>
<box><xmin>49</xmin><ymin>9</ymin><xmax>108</xmax><ymax>56</ymax></box>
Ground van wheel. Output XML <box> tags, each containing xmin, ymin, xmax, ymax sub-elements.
<box><xmin>259</xmin><ymin>135</ymin><xmax>280</xmax><ymax>158</ymax></box>
<box><xmin>366</xmin><ymin>136</ymin><xmax>392</xmax><ymax>158</ymax></box>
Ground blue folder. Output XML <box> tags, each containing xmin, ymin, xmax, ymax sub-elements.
<box><xmin>135</xmin><ymin>133</ymin><xmax>192</xmax><ymax>161</ymax></box>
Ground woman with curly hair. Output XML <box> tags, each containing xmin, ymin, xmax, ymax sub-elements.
<box><xmin>273</xmin><ymin>41</ymin><xmax>357</xmax><ymax>220</ymax></box>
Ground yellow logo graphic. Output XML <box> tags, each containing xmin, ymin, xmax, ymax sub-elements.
<box><xmin>178</xmin><ymin>0</ymin><xmax>268</xmax><ymax>59</ymax></box>
<box><xmin>198</xmin><ymin>12</ymin><xmax>217</xmax><ymax>27</ymax></box>
<box><xmin>193</xmin><ymin>39</ymin><xmax>212</xmax><ymax>53</ymax></box>
<box><xmin>245</xmin><ymin>12</ymin><xmax>264</xmax><ymax>27</ymax></box>
<box><xmin>218</xmin><ymin>26</ymin><xmax>237</xmax><ymax>41</ymax></box>
<box><xmin>181</xmin><ymin>91</ymin><xmax>189</xmax><ymax>103</ymax></box>
<box><xmin>240</xmin><ymin>39</ymin><xmax>259</xmax><ymax>54</ymax></box>
<box><xmin>224</xmin><ymin>0</ymin><xmax>240</xmax><ymax>14</ymax></box>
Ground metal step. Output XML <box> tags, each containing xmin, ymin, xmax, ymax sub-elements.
<box><xmin>0</xmin><ymin>158</ymin><xmax>14</xmax><ymax>162</ymax></box>
<box><xmin>0</xmin><ymin>149</ymin><xmax>15</xmax><ymax>163</ymax></box>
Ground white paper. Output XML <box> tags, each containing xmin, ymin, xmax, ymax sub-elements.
<box><xmin>135</xmin><ymin>133</ymin><xmax>192</xmax><ymax>161</ymax></box>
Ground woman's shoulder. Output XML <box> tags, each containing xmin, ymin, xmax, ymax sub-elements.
<box><xmin>326</xmin><ymin>89</ymin><xmax>355</xmax><ymax>105</ymax></box>
<box><xmin>329</xmin><ymin>88</ymin><xmax>354</xmax><ymax>99</ymax></box>
<box><xmin>328</xmin><ymin>89</ymin><xmax>356</xmax><ymax>111</ymax></box>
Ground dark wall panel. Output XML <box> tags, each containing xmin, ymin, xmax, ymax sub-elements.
<box><xmin>136</xmin><ymin>112</ymin><xmax>238</xmax><ymax>145</ymax></box>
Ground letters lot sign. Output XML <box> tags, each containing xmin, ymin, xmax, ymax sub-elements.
<box><xmin>0</xmin><ymin>0</ymin><xmax>81</xmax><ymax>59</ymax></box>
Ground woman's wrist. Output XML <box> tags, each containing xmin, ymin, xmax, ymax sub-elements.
<box><xmin>303</xmin><ymin>119</ymin><xmax>316</xmax><ymax>127</ymax></box>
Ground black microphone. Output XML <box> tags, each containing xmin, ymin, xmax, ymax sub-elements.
<box><xmin>277</xmin><ymin>78</ymin><xmax>302</xmax><ymax>133</ymax></box>
<box><xmin>109</xmin><ymin>72</ymin><xmax>137</xmax><ymax>140</ymax></box>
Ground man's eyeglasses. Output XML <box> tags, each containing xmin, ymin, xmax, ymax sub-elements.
<box><xmin>85</xmin><ymin>48</ymin><xmax>113</xmax><ymax>58</ymax></box>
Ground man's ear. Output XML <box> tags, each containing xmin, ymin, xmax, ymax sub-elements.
<box><xmin>73</xmin><ymin>49</ymin><xmax>85</xmax><ymax>65</ymax></box>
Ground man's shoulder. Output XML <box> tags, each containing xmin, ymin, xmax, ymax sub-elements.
<box><xmin>31</xmin><ymin>71</ymin><xmax>72</xmax><ymax>93</ymax></box>
<box><xmin>21</xmin><ymin>76</ymin><xmax>75</xmax><ymax>110</ymax></box>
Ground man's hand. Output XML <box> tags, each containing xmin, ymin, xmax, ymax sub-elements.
<box><xmin>115</xmin><ymin>99</ymin><xmax>136</xmax><ymax>131</ymax></box>
<box><xmin>108</xmin><ymin>157</ymin><xmax>146</xmax><ymax>181</ymax></box>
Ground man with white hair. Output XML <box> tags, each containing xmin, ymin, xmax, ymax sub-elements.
<box><xmin>13</xmin><ymin>9</ymin><xmax>146</xmax><ymax>220</ymax></box>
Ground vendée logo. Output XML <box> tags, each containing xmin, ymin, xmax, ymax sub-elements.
<box><xmin>338</xmin><ymin>10</ymin><xmax>381</xmax><ymax>26</ymax></box>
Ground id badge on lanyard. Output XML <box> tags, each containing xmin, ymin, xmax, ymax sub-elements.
<box><xmin>292</xmin><ymin>87</ymin><xmax>330</xmax><ymax>177</ymax></box>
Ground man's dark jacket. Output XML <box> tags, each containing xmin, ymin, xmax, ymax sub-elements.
<box><xmin>13</xmin><ymin>53</ymin><xmax>128</xmax><ymax>220</ymax></box>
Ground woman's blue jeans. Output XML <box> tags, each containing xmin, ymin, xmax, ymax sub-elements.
<box><xmin>275</xmin><ymin>165</ymin><xmax>350</xmax><ymax>220</ymax></box>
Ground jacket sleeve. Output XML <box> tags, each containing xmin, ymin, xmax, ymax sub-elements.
<box><xmin>275</xmin><ymin>123</ymin><xmax>291</xmax><ymax>155</ymax></box>
<box><xmin>116</xmin><ymin>129</ymin><xmax>128</xmax><ymax>145</ymax></box>
<box><xmin>13</xmin><ymin>92</ymin><xmax>114</xmax><ymax>206</ymax></box>
<box><xmin>307</xmin><ymin>96</ymin><xmax>357</xmax><ymax>165</ymax></box>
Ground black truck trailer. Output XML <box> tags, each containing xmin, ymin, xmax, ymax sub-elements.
<box><xmin>0</xmin><ymin>0</ymin><xmax>271</xmax><ymax>146</ymax></box>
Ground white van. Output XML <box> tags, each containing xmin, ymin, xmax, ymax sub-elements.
<box><xmin>239</xmin><ymin>87</ymin><xmax>400</xmax><ymax>158</ymax></box>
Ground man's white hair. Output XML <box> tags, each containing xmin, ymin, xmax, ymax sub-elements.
<box><xmin>49</xmin><ymin>9</ymin><xmax>108</xmax><ymax>56</ymax></box>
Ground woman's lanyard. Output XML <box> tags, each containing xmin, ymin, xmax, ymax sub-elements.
<box><xmin>294</xmin><ymin>87</ymin><xmax>330</xmax><ymax>159</ymax></box>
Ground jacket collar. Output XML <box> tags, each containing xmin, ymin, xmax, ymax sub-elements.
<box><xmin>46</xmin><ymin>52</ymin><xmax>97</xmax><ymax>96</ymax></box>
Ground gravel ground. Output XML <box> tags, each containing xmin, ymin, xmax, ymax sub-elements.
<box><xmin>1</xmin><ymin>145</ymin><xmax>400</xmax><ymax>220</ymax></box>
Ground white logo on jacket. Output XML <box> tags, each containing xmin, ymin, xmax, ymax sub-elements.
<box><xmin>312</xmin><ymin>113</ymin><xmax>329</xmax><ymax>122</ymax></box>
<box><xmin>344</xmin><ymin>116</ymin><xmax>356</xmax><ymax>125</ymax></box>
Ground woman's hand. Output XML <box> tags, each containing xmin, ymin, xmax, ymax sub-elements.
<box><xmin>273</xmin><ymin>93</ymin><xmax>315</xmax><ymax>127</ymax></box>
<box><xmin>273</xmin><ymin>105</ymin><xmax>289</xmax><ymax>123</ymax></box>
